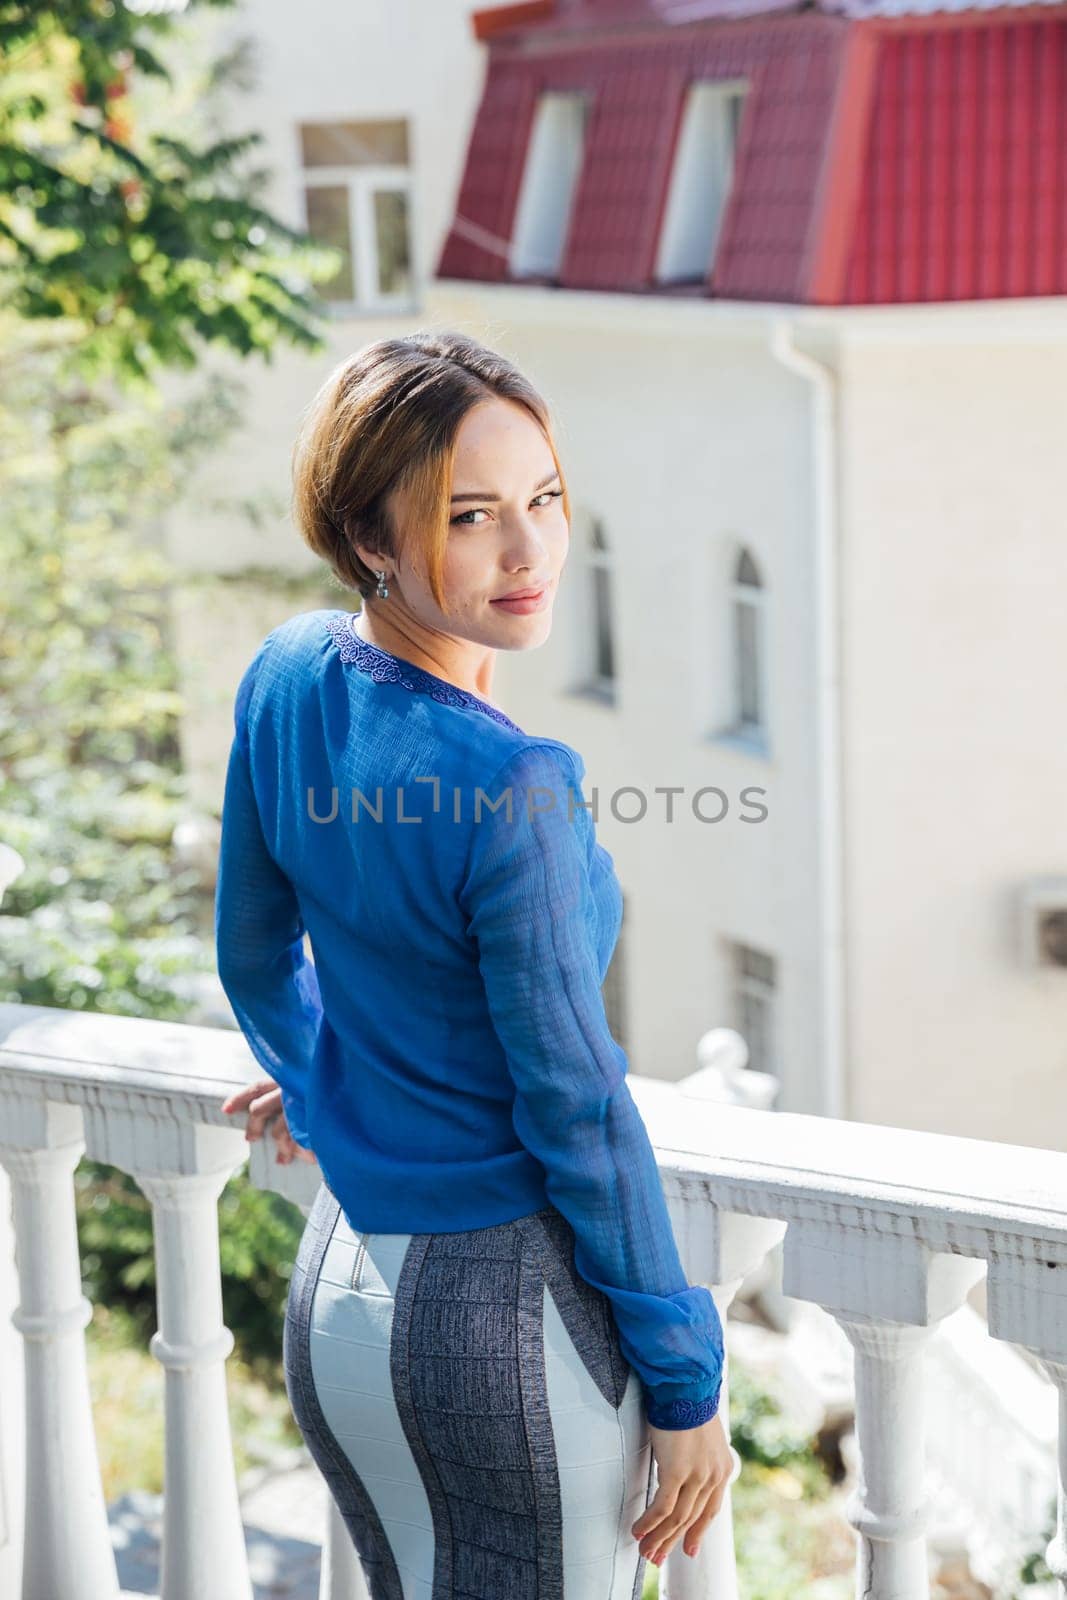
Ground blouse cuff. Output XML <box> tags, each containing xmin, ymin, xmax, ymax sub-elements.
<box><xmin>643</xmin><ymin>1373</ymin><xmax>723</xmax><ymax>1431</ymax></box>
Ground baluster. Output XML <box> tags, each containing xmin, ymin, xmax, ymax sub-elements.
<box><xmin>660</xmin><ymin>1189</ymin><xmax>786</xmax><ymax>1600</ymax></box>
<box><xmin>1040</xmin><ymin>1364</ymin><xmax>1067</xmax><ymax>1594</ymax></box>
<box><xmin>0</xmin><ymin>1103</ymin><xmax>119</xmax><ymax>1600</ymax></box>
<box><xmin>136</xmin><ymin>1165</ymin><xmax>252</xmax><ymax>1600</ymax></box>
<box><xmin>985</xmin><ymin>1245</ymin><xmax>1067</xmax><ymax>1596</ymax></box>
<box><xmin>835</xmin><ymin>1316</ymin><xmax>934</xmax><ymax>1599</ymax></box>
<box><xmin>784</xmin><ymin>1214</ymin><xmax>985</xmax><ymax>1600</ymax></box>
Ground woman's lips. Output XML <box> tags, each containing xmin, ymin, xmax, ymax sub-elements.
<box><xmin>491</xmin><ymin>587</ymin><xmax>548</xmax><ymax>615</ymax></box>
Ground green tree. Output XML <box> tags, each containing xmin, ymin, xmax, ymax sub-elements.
<box><xmin>0</xmin><ymin>1</ymin><xmax>339</xmax><ymax>1367</ymax></box>
<box><xmin>0</xmin><ymin>0</ymin><xmax>338</xmax><ymax>383</ymax></box>
<box><xmin>0</xmin><ymin>322</ymin><xmax>228</xmax><ymax>1016</ymax></box>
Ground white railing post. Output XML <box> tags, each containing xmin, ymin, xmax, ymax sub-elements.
<box><xmin>83</xmin><ymin>1081</ymin><xmax>257</xmax><ymax>1600</ymax></box>
<box><xmin>0</xmin><ymin>1101</ymin><xmax>120</xmax><ymax>1600</ymax></box>
<box><xmin>136</xmin><ymin>1165</ymin><xmax>252</xmax><ymax>1600</ymax></box>
<box><xmin>0</xmin><ymin>1157</ymin><xmax>22</xmax><ymax>1600</ymax></box>
<box><xmin>985</xmin><ymin>1247</ymin><xmax>1067</xmax><ymax>1594</ymax></box>
<box><xmin>0</xmin><ymin>851</ymin><xmax>27</xmax><ymax>1599</ymax></box>
<box><xmin>835</xmin><ymin>1316</ymin><xmax>934</xmax><ymax>1599</ymax></box>
<box><xmin>660</xmin><ymin>1185</ymin><xmax>787</xmax><ymax>1600</ymax></box>
<box><xmin>784</xmin><ymin>1215</ymin><xmax>986</xmax><ymax>1600</ymax></box>
<box><xmin>1038</xmin><ymin>1364</ymin><xmax>1067</xmax><ymax>1595</ymax></box>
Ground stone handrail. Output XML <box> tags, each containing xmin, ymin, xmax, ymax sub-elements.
<box><xmin>0</xmin><ymin>999</ymin><xmax>1064</xmax><ymax>1600</ymax></box>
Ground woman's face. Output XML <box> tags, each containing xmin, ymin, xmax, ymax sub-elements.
<box><xmin>380</xmin><ymin>396</ymin><xmax>569</xmax><ymax>652</ymax></box>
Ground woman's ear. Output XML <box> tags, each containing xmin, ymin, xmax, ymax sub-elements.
<box><xmin>350</xmin><ymin>540</ymin><xmax>383</xmax><ymax>573</ymax></box>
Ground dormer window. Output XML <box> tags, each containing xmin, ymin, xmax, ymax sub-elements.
<box><xmin>655</xmin><ymin>79</ymin><xmax>747</xmax><ymax>283</ymax></box>
<box><xmin>509</xmin><ymin>91</ymin><xmax>588</xmax><ymax>278</ymax></box>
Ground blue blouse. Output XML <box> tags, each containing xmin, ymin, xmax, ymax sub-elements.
<box><xmin>214</xmin><ymin>607</ymin><xmax>723</xmax><ymax>1430</ymax></box>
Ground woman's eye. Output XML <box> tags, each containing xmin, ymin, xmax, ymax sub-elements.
<box><xmin>450</xmin><ymin>488</ymin><xmax>562</xmax><ymax>528</ymax></box>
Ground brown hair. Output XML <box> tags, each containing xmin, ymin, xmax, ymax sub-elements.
<box><xmin>290</xmin><ymin>329</ymin><xmax>570</xmax><ymax>613</ymax></box>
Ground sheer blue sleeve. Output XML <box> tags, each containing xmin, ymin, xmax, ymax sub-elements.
<box><xmin>213</xmin><ymin>649</ymin><xmax>323</xmax><ymax>1152</ymax></box>
<box><xmin>460</xmin><ymin>741</ymin><xmax>724</xmax><ymax>1430</ymax></box>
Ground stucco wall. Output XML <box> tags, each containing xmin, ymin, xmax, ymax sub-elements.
<box><xmin>838</xmin><ymin>333</ymin><xmax>1067</xmax><ymax>1144</ymax></box>
<box><xmin>427</xmin><ymin>299</ymin><xmax>824</xmax><ymax>1111</ymax></box>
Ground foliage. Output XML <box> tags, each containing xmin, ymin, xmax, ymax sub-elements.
<box><xmin>639</xmin><ymin>1353</ymin><xmax>852</xmax><ymax>1599</ymax></box>
<box><xmin>88</xmin><ymin>1299</ymin><xmax>303</xmax><ymax>1502</ymax></box>
<box><xmin>728</xmin><ymin>1356</ymin><xmax>835</xmax><ymax>1489</ymax></box>
<box><xmin>0</xmin><ymin>0</ymin><xmax>339</xmax><ymax>1373</ymax></box>
<box><xmin>0</xmin><ymin>322</ymin><xmax>308</xmax><ymax>1367</ymax></box>
<box><xmin>0</xmin><ymin>323</ymin><xmax>224</xmax><ymax>1014</ymax></box>
<box><xmin>728</xmin><ymin>1356</ymin><xmax>854</xmax><ymax>1598</ymax></box>
<box><xmin>0</xmin><ymin>0</ymin><xmax>339</xmax><ymax>384</ymax></box>
<box><xmin>1014</xmin><ymin>1495</ymin><xmax>1057</xmax><ymax>1591</ymax></box>
<box><xmin>77</xmin><ymin>1160</ymin><xmax>305</xmax><ymax>1377</ymax></box>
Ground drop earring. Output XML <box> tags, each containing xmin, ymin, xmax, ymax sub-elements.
<box><xmin>376</xmin><ymin>569</ymin><xmax>390</xmax><ymax>600</ymax></box>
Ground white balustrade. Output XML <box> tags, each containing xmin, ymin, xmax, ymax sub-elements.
<box><xmin>630</xmin><ymin>1075</ymin><xmax>1067</xmax><ymax>1599</ymax></box>
<box><xmin>2</xmin><ymin>1108</ymin><xmax>118</xmax><ymax>1600</ymax></box>
<box><xmin>1</xmin><ymin>999</ymin><xmax>1066</xmax><ymax>1600</ymax></box>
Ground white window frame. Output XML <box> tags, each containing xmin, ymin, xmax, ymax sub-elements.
<box><xmin>655</xmin><ymin>78</ymin><xmax>748</xmax><ymax>284</ymax></box>
<box><xmin>732</xmin><ymin>942</ymin><xmax>777</xmax><ymax>1076</ymax></box>
<box><xmin>301</xmin><ymin>158</ymin><xmax>415</xmax><ymax>316</ymax></box>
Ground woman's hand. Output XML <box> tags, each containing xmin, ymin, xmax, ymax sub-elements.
<box><xmin>221</xmin><ymin>1079</ymin><xmax>317</xmax><ymax>1165</ymax></box>
<box><xmin>632</xmin><ymin>1410</ymin><xmax>738</xmax><ymax>1566</ymax></box>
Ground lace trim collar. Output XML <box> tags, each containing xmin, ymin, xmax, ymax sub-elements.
<box><xmin>324</xmin><ymin>612</ymin><xmax>524</xmax><ymax>735</ymax></box>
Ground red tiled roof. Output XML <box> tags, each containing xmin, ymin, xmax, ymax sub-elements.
<box><xmin>826</xmin><ymin>0</ymin><xmax>1067</xmax><ymax>14</ymax></box>
<box><xmin>473</xmin><ymin>0</ymin><xmax>1067</xmax><ymax>25</ymax></box>
<box><xmin>843</xmin><ymin>22</ymin><xmax>1067</xmax><ymax>301</ymax></box>
<box><xmin>445</xmin><ymin>5</ymin><xmax>1067</xmax><ymax>304</ymax></box>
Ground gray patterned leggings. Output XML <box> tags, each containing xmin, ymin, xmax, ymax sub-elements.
<box><xmin>283</xmin><ymin>1180</ymin><xmax>655</xmax><ymax>1599</ymax></box>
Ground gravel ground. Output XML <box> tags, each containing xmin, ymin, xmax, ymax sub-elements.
<box><xmin>112</xmin><ymin>1454</ymin><xmax>328</xmax><ymax>1599</ymax></box>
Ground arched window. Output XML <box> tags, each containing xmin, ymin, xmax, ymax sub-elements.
<box><xmin>731</xmin><ymin>546</ymin><xmax>764</xmax><ymax>732</ymax></box>
<box><xmin>587</xmin><ymin>516</ymin><xmax>615</xmax><ymax>696</ymax></box>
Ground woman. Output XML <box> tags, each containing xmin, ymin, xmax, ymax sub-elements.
<box><xmin>215</xmin><ymin>330</ymin><xmax>734</xmax><ymax>1596</ymax></box>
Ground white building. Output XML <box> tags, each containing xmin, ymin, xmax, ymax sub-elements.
<box><xmin>166</xmin><ymin>0</ymin><xmax>1067</xmax><ymax>1146</ymax></box>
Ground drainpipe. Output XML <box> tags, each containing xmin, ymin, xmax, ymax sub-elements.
<box><xmin>767</xmin><ymin>321</ymin><xmax>846</xmax><ymax>1121</ymax></box>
